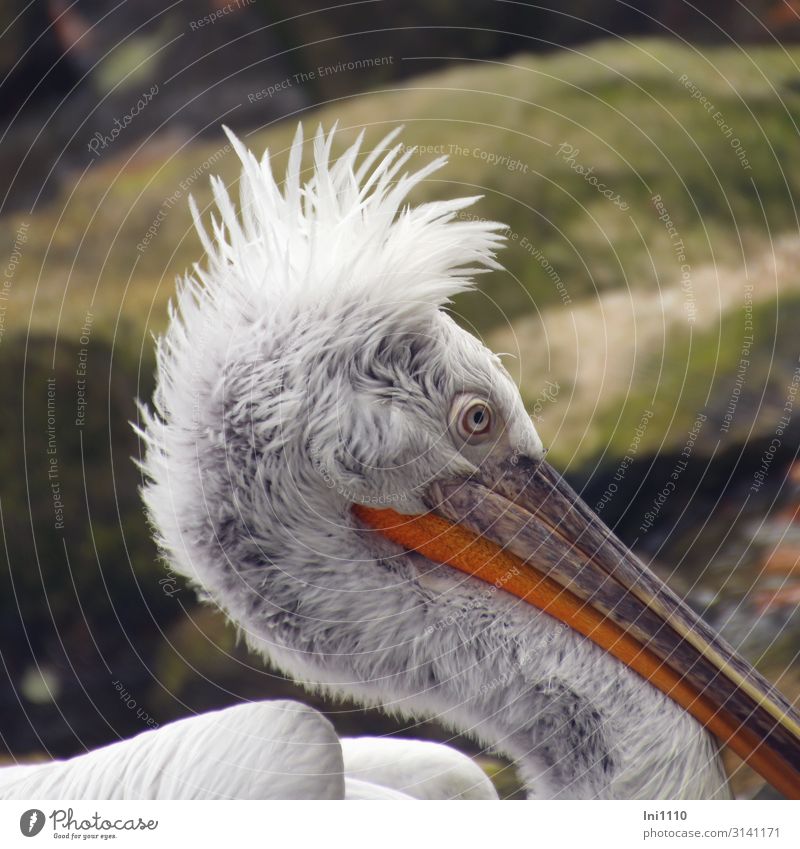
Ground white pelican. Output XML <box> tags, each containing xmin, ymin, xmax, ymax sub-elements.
<box><xmin>3</xmin><ymin>125</ymin><xmax>799</xmax><ymax>800</ymax></box>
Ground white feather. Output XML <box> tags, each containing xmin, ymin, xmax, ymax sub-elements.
<box><xmin>0</xmin><ymin>701</ymin><xmax>495</xmax><ymax>800</ymax></box>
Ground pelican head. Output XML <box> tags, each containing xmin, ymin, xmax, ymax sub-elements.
<box><xmin>139</xmin><ymin>125</ymin><xmax>800</xmax><ymax>799</ymax></box>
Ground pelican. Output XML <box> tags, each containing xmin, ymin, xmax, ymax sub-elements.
<box><xmin>3</xmin><ymin>124</ymin><xmax>799</xmax><ymax>800</ymax></box>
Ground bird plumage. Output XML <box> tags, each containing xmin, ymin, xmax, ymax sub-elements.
<box><xmin>134</xmin><ymin>125</ymin><xmax>729</xmax><ymax>799</ymax></box>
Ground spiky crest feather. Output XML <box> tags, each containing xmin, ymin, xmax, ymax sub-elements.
<box><xmin>181</xmin><ymin>123</ymin><xmax>504</xmax><ymax>339</ymax></box>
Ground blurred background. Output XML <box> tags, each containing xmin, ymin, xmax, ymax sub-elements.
<box><xmin>2</xmin><ymin>0</ymin><xmax>800</xmax><ymax>799</ymax></box>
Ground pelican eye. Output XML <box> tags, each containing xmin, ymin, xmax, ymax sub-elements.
<box><xmin>451</xmin><ymin>396</ymin><xmax>495</xmax><ymax>445</ymax></box>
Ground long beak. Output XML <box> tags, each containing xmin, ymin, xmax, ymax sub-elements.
<box><xmin>353</xmin><ymin>454</ymin><xmax>800</xmax><ymax>798</ymax></box>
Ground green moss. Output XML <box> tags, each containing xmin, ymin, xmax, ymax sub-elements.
<box><xmin>585</xmin><ymin>293</ymin><xmax>800</xmax><ymax>465</ymax></box>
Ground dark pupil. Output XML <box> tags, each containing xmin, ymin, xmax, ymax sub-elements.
<box><xmin>471</xmin><ymin>408</ymin><xmax>485</xmax><ymax>427</ymax></box>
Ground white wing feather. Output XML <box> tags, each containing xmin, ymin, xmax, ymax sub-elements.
<box><xmin>0</xmin><ymin>701</ymin><xmax>496</xmax><ymax>800</ymax></box>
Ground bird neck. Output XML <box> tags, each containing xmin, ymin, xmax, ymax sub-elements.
<box><xmin>340</xmin><ymin>572</ymin><xmax>732</xmax><ymax>800</ymax></box>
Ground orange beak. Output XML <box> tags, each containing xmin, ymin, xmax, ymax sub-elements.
<box><xmin>354</xmin><ymin>453</ymin><xmax>800</xmax><ymax>798</ymax></box>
